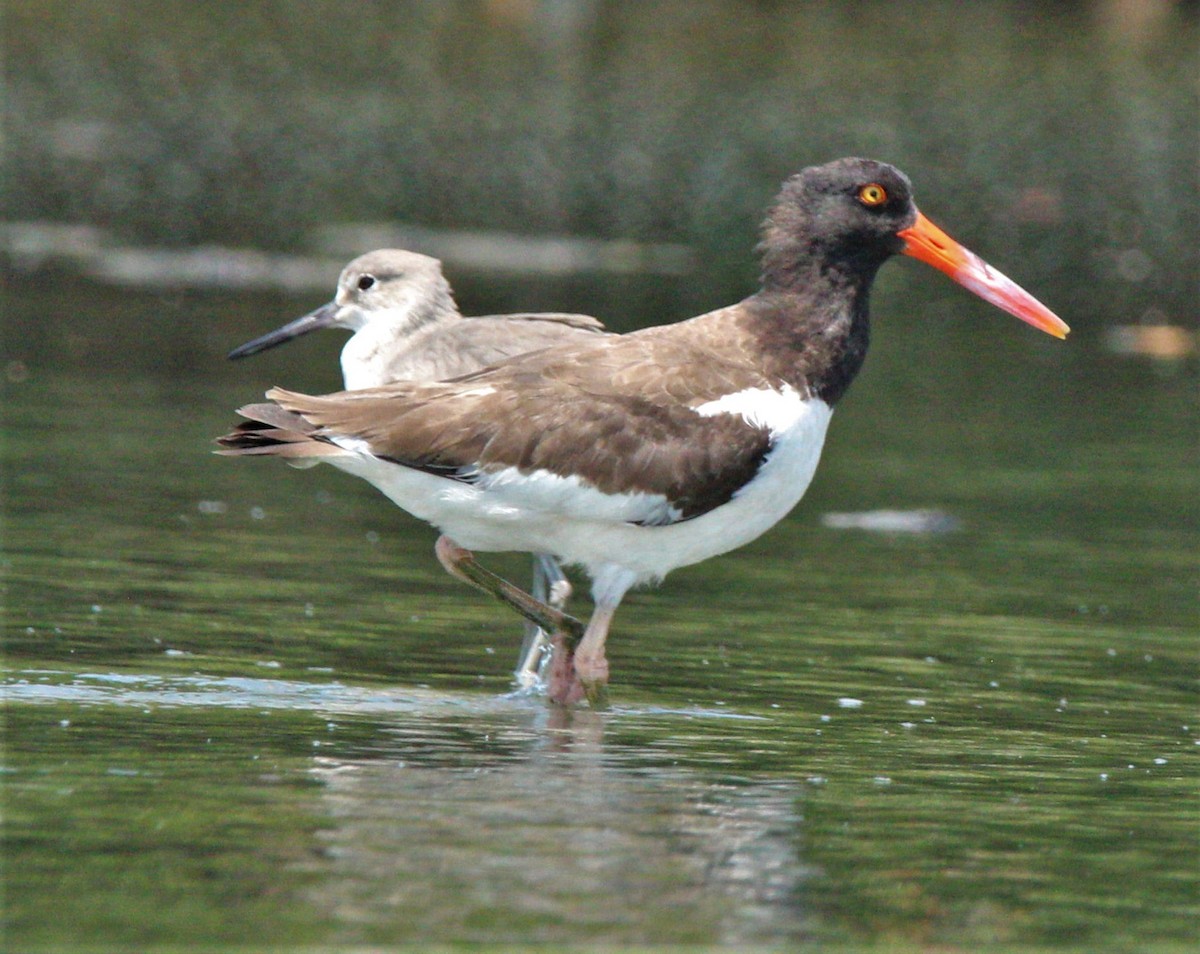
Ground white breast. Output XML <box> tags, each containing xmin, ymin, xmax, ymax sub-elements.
<box><xmin>340</xmin><ymin>327</ymin><xmax>395</xmax><ymax>389</ymax></box>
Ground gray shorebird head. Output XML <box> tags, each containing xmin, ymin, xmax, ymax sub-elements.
<box><xmin>227</xmin><ymin>249</ymin><xmax>459</xmax><ymax>360</ymax></box>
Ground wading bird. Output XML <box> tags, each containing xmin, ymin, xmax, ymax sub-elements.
<box><xmin>219</xmin><ymin>158</ymin><xmax>1068</xmax><ymax>706</ymax></box>
<box><xmin>228</xmin><ymin>248</ymin><xmax>609</xmax><ymax>686</ymax></box>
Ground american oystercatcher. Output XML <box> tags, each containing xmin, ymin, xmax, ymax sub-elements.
<box><xmin>228</xmin><ymin>248</ymin><xmax>609</xmax><ymax>686</ymax></box>
<box><xmin>218</xmin><ymin>158</ymin><xmax>1068</xmax><ymax>705</ymax></box>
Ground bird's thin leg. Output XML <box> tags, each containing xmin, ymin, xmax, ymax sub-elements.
<box><xmin>515</xmin><ymin>554</ymin><xmax>573</xmax><ymax>688</ymax></box>
<box><xmin>515</xmin><ymin>556</ymin><xmax>550</xmax><ymax>689</ymax></box>
<box><xmin>546</xmin><ymin>566</ymin><xmax>635</xmax><ymax>707</ymax></box>
<box><xmin>545</xmin><ymin>596</ymin><xmax>620</xmax><ymax>708</ymax></box>
<box><xmin>434</xmin><ymin>536</ymin><xmax>584</xmax><ymax>646</ymax></box>
<box><xmin>545</xmin><ymin>632</ymin><xmax>584</xmax><ymax>707</ymax></box>
<box><xmin>572</xmin><ymin>600</ymin><xmax>619</xmax><ymax>708</ymax></box>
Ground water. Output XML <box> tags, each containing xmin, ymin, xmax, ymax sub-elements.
<box><xmin>4</xmin><ymin>2</ymin><xmax>1198</xmax><ymax>949</ymax></box>
<box><xmin>3</xmin><ymin>268</ymin><xmax>1195</xmax><ymax>950</ymax></box>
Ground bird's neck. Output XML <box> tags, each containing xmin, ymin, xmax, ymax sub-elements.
<box><xmin>339</xmin><ymin>290</ymin><xmax>461</xmax><ymax>389</ymax></box>
<box><xmin>743</xmin><ymin>259</ymin><xmax>876</xmax><ymax>406</ymax></box>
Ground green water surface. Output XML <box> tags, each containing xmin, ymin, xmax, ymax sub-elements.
<box><xmin>2</xmin><ymin>272</ymin><xmax>1195</xmax><ymax>951</ymax></box>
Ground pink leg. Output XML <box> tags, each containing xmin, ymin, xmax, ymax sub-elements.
<box><xmin>433</xmin><ymin>536</ymin><xmax>583</xmax><ymax>644</ymax></box>
<box><xmin>545</xmin><ymin>633</ymin><xmax>585</xmax><ymax>706</ymax></box>
<box><xmin>572</xmin><ymin>601</ymin><xmax>619</xmax><ymax>707</ymax></box>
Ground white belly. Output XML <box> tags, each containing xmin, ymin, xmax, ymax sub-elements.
<box><xmin>329</xmin><ymin>394</ymin><xmax>832</xmax><ymax>585</ymax></box>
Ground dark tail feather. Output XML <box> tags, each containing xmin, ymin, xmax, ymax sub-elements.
<box><xmin>215</xmin><ymin>401</ymin><xmax>346</xmax><ymax>459</ymax></box>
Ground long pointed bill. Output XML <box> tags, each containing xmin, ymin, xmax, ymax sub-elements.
<box><xmin>227</xmin><ymin>302</ymin><xmax>341</xmax><ymax>360</ymax></box>
<box><xmin>898</xmin><ymin>210</ymin><xmax>1070</xmax><ymax>339</ymax></box>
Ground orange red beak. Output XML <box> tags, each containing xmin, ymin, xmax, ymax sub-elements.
<box><xmin>899</xmin><ymin>211</ymin><xmax>1070</xmax><ymax>339</ymax></box>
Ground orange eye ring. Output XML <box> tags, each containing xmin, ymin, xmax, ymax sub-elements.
<box><xmin>858</xmin><ymin>183</ymin><xmax>888</xmax><ymax>207</ymax></box>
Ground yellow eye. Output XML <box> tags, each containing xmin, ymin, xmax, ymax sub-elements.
<box><xmin>858</xmin><ymin>183</ymin><xmax>887</xmax><ymax>207</ymax></box>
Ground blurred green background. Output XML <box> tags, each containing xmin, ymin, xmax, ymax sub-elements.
<box><xmin>5</xmin><ymin>0</ymin><xmax>1197</xmax><ymax>331</ymax></box>
<box><xmin>2</xmin><ymin>3</ymin><xmax>1197</xmax><ymax>951</ymax></box>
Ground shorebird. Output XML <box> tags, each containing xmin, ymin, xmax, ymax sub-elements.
<box><xmin>219</xmin><ymin>158</ymin><xmax>1068</xmax><ymax>706</ymax></box>
<box><xmin>227</xmin><ymin>249</ymin><xmax>607</xmax><ymax>385</ymax></box>
<box><xmin>228</xmin><ymin>249</ymin><xmax>609</xmax><ymax>686</ymax></box>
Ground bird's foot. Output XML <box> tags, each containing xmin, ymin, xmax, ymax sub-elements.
<box><xmin>545</xmin><ymin>633</ymin><xmax>585</xmax><ymax>706</ymax></box>
<box><xmin>574</xmin><ymin>649</ymin><xmax>610</xmax><ymax>709</ymax></box>
<box><xmin>544</xmin><ymin>635</ymin><xmax>610</xmax><ymax>708</ymax></box>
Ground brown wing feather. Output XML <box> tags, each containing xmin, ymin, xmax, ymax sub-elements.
<box><xmin>380</xmin><ymin>313</ymin><xmax>609</xmax><ymax>382</ymax></box>
<box><xmin>254</xmin><ymin>305</ymin><xmax>794</xmax><ymax>520</ymax></box>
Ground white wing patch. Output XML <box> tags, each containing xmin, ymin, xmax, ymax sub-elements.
<box><xmin>693</xmin><ymin>384</ymin><xmax>811</xmax><ymax>436</ymax></box>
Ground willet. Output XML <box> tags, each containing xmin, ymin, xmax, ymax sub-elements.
<box><xmin>228</xmin><ymin>249</ymin><xmax>609</xmax><ymax>687</ymax></box>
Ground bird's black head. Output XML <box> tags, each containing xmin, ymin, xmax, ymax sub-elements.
<box><xmin>759</xmin><ymin>158</ymin><xmax>918</xmax><ymax>290</ymax></box>
<box><xmin>755</xmin><ymin>157</ymin><xmax>1070</xmax><ymax>341</ymax></box>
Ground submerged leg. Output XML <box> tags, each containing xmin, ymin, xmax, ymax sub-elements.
<box><xmin>515</xmin><ymin>554</ymin><xmax>573</xmax><ymax>689</ymax></box>
<box><xmin>434</xmin><ymin>536</ymin><xmax>584</xmax><ymax>645</ymax></box>
<box><xmin>545</xmin><ymin>631</ymin><xmax>585</xmax><ymax>706</ymax></box>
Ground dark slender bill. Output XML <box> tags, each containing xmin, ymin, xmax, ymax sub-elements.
<box><xmin>227</xmin><ymin>302</ymin><xmax>339</xmax><ymax>359</ymax></box>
